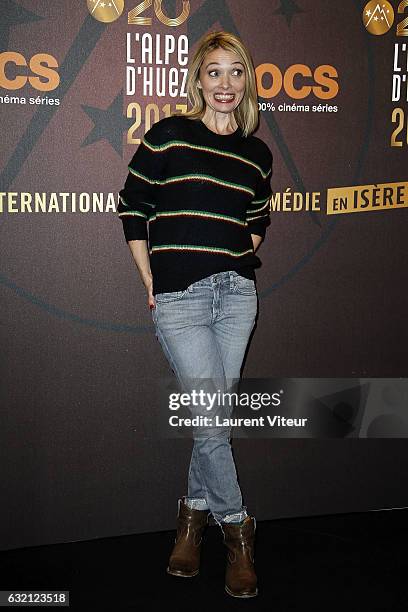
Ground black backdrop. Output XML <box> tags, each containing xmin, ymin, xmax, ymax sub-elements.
<box><xmin>1</xmin><ymin>0</ymin><xmax>407</xmax><ymax>550</ymax></box>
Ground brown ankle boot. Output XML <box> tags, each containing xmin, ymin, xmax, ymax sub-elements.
<box><xmin>167</xmin><ymin>498</ymin><xmax>210</xmax><ymax>577</ymax></box>
<box><xmin>222</xmin><ymin>516</ymin><xmax>258</xmax><ymax>598</ymax></box>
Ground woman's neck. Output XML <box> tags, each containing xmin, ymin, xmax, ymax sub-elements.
<box><xmin>201</xmin><ymin>110</ymin><xmax>238</xmax><ymax>135</ymax></box>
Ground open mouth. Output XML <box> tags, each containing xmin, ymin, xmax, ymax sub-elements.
<box><xmin>213</xmin><ymin>94</ymin><xmax>236</xmax><ymax>102</ymax></box>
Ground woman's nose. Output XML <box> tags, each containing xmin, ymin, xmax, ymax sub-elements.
<box><xmin>220</xmin><ymin>73</ymin><xmax>231</xmax><ymax>88</ymax></box>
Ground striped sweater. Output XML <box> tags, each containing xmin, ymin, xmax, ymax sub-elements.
<box><xmin>118</xmin><ymin>114</ymin><xmax>273</xmax><ymax>295</ymax></box>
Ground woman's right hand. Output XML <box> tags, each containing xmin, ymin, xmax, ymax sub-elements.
<box><xmin>126</xmin><ymin>241</ymin><xmax>156</xmax><ymax>311</ymax></box>
<box><xmin>145</xmin><ymin>278</ymin><xmax>156</xmax><ymax>311</ymax></box>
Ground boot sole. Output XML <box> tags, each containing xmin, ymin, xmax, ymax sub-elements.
<box><xmin>166</xmin><ymin>566</ymin><xmax>199</xmax><ymax>578</ymax></box>
<box><xmin>225</xmin><ymin>585</ymin><xmax>258</xmax><ymax>598</ymax></box>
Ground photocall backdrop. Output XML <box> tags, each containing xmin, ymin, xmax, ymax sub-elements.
<box><xmin>1</xmin><ymin>0</ymin><xmax>407</xmax><ymax>550</ymax></box>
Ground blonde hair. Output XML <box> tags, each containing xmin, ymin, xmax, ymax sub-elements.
<box><xmin>174</xmin><ymin>31</ymin><xmax>260</xmax><ymax>138</ymax></box>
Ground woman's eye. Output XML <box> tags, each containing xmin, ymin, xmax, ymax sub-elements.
<box><xmin>208</xmin><ymin>69</ymin><xmax>243</xmax><ymax>77</ymax></box>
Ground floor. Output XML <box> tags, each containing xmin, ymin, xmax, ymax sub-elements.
<box><xmin>1</xmin><ymin>509</ymin><xmax>407</xmax><ymax>610</ymax></box>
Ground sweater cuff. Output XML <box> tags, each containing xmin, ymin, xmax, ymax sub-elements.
<box><xmin>121</xmin><ymin>216</ymin><xmax>148</xmax><ymax>242</ymax></box>
<box><xmin>248</xmin><ymin>220</ymin><xmax>268</xmax><ymax>241</ymax></box>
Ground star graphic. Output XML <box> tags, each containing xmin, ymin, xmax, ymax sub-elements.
<box><xmin>1</xmin><ymin>0</ymin><xmax>44</xmax><ymax>52</ymax></box>
<box><xmin>81</xmin><ymin>90</ymin><xmax>135</xmax><ymax>157</ymax></box>
<box><xmin>273</xmin><ymin>0</ymin><xmax>305</xmax><ymax>27</ymax></box>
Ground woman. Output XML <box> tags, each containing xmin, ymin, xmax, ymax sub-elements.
<box><xmin>118</xmin><ymin>30</ymin><xmax>273</xmax><ymax>598</ymax></box>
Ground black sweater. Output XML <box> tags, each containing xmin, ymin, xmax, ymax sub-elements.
<box><xmin>118</xmin><ymin>115</ymin><xmax>273</xmax><ymax>295</ymax></box>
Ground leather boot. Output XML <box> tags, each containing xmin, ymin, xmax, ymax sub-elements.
<box><xmin>167</xmin><ymin>497</ymin><xmax>210</xmax><ymax>577</ymax></box>
<box><xmin>222</xmin><ymin>516</ymin><xmax>258</xmax><ymax>598</ymax></box>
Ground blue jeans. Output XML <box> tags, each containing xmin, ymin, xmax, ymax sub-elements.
<box><xmin>151</xmin><ymin>270</ymin><xmax>258</xmax><ymax>525</ymax></box>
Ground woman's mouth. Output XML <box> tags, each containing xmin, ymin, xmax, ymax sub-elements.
<box><xmin>213</xmin><ymin>93</ymin><xmax>236</xmax><ymax>103</ymax></box>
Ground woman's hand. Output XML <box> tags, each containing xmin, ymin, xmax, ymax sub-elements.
<box><xmin>251</xmin><ymin>233</ymin><xmax>263</xmax><ymax>252</ymax></box>
<box><xmin>145</xmin><ymin>278</ymin><xmax>156</xmax><ymax>310</ymax></box>
<box><xmin>126</xmin><ymin>240</ymin><xmax>155</xmax><ymax>311</ymax></box>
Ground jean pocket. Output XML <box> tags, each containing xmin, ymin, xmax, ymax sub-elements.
<box><xmin>154</xmin><ymin>289</ymin><xmax>188</xmax><ymax>303</ymax></box>
<box><xmin>234</xmin><ymin>275</ymin><xmax>257</xmax><ymax>296</ymax></box>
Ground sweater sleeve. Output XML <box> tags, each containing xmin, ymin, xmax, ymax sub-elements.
<box><xmin>246</xmin><ymin>144</ymin><xmax>273</xmax><ymax>240</ymax></box>
<box><xmin>118</xmin><ymin>120</ymin><xmax>167</xmax><ymax>242</ymax></box>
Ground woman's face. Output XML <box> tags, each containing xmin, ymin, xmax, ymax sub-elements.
<box><xmin>197</xmin><ymin>48</ymin><xmax>246</xmax><ymax>115</ymax></box>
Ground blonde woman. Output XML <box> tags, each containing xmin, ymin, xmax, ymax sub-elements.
<box><xmin>118</xmin><ymin>31</ymin><xmax>273</xmax><ymax>598</ymax></box>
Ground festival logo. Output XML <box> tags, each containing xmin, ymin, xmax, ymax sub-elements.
<box><xmin>87</xmin><ymin>0</ymin><xmax>124</xmax><ymax>23</ymax></box>
<box><xmin>362</xmin><ymin>1</ymin><xmax>394</xmax><ymax>35</ymax></box>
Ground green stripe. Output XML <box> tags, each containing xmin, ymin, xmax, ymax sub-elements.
<box><xmin>143</xmin><ymin>138</ymin><xmax>271</xmax><ymax>179</ymax></box>
<box><xmin>246</xmin><ymin>202</ymin><xmax>269</xmax><ymax>214</ymax></box>
<box><xmin>162</xmin><ymin>174</ymin><xmax>254</xmax><ymax>196</ymax></box>
<box><xmin>128</xmin><ymin>167</ymin><xmax>254</xmax><ymax>196</ymax></box>
<box><xmin>149</xmin><ymin>210</ymin><xmax>247</xmax><ymax>226</ymax></box>
<box><xmin>247</xmin><ymin>213</ymin><xmax>269</xmax><ymax>221</ymax></box>
<box><xmin>150</xmin><ymin>244</ymin><xmax>253</xmax><ymax>257</ymax></box>
<box><xmin>127</xmin><ymin>167</ymin><xmax>156</xmax><ymax>184</ymax></box>
<box><xmin>118</xmin><ymin>210</ymin><xmax>147</xmax><ymax>219</ymax></box>
<box><xmin>248</xmin><ymin>195</ymin><xmax>270</xmax><ymax>207</ymax></box>
<box><xmin>119</xmin><ymin>195</ymin><xmax>155</xmax><ymax>209</ymax></box>
<box><xmin>119</xmin><ymin>195</ymin><xmax>130</xmax><ymax>208</ymax></box>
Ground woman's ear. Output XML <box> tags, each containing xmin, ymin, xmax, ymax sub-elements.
<box><xmin>197</xmin><ymin>81</ymin><xmax>202</xmax><ymax>89</ymax></box>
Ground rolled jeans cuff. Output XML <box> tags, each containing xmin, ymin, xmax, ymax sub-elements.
<box><xmin>221</xmin><ymin>507</ymin><xmax>248</xmax><ymax>524</ymax></box>
<box><xmin>184</xmin><ymin>496</ymin><xmax>209</xmax><ymax>510</ymax></box>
